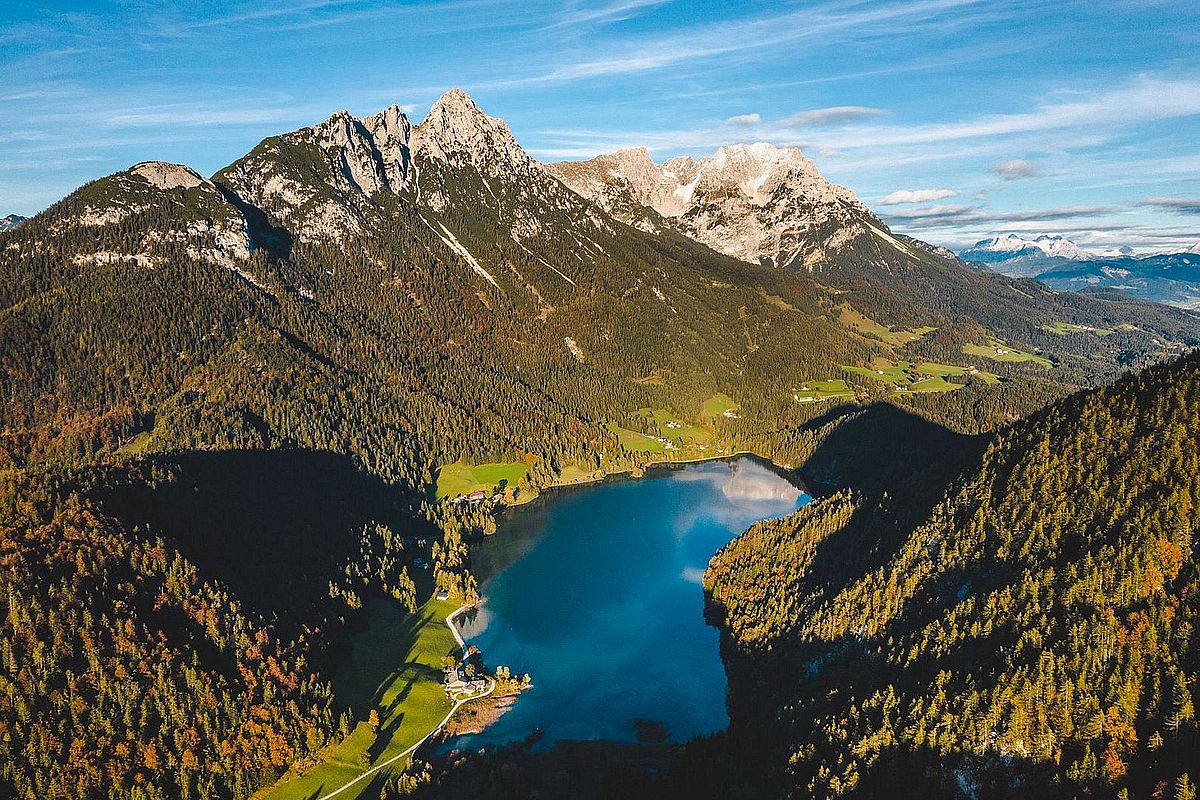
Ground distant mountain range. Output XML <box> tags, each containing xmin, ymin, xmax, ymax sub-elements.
<box><xmin>0</xmin><ymin>214</ymin><xmax>27</xmax><ymax>233</ymax></box>
<box><xmin>960</xmin><ymin>233</ymin><xmax>1200</xmax><ymax>308</ymax></box>
<box><xmin>960</xmin><ymin>232</ymin><xmax>1101</xmax><ymax>268</ymax></box>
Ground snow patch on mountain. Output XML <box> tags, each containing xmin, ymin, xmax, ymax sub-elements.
<box><xmin>0</xmin><ymin>214</ymin><xmax>27</xmax><ymax>233</ymax></box>
<box><xmin>962</xmin><ymin>233</ymin><xmax>1096</xmax><ymax>262</ymax></box>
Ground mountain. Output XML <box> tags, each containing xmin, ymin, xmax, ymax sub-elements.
<box><xmin>703</xmin><ymin>351</ymin><xmax>1200</xmax><ymax>799</ymax></box>
<box><xmin>959</xmin><ymin>233</ymin><xmax>1097</xmax><ymax>276</ymax></box>
<box><xmin>0</xmin><ymin>214</ymin><xmax>27</xmax><ymax>232</ymax></box>
<box><xmin>545</xmin><ymin>146</ymin><xmax>1200</xmax><ymax>365</ymax></box>
<box><xmin>959</xmin><ymin>231</ymin><xmax>1200</xmax><ymax>308</ymax></box>
<box><xmin>547</xmin><ymin>143</ymin><xmax>883</xmax><ymax>271</ymax></box>
<box><xmin>45</xmin><ymin>160</ymin><xmax>253</xmax><ymax>270</ymax></box>
<box><xmin>1036</xmin><ymin>250</ymin><xmax>1200</xmax><ymax>309</ymax></box>
<box><xmin>2</xmin><ymin>88</ymin><xmax>1200</xmax><ymax>800</ymax></box>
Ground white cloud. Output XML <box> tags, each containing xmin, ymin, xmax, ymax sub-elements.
<box><xmin>990</xmin><ymin>158</ymin><xmax>1038</xmax><ymax>180</ymax></box>
<box><xmin>782</xmin><ymin>106</ymin><xmax>887</xmax><ymax>127</ymax></box>
<box><xmin>725</xmin><ymin>113</ymin><xmax>761</xmax><ymax>126</ymax></box>
<box><xmin>878</xmin><ymin>188</ymin><xmax>957</xmax><ymax>205</ymax></box>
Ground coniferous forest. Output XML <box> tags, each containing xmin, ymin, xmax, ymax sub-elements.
<box><xmin>0</xmin><ymin>90</ymin><xmax>1197</xmax><ymax>800</ymax></box>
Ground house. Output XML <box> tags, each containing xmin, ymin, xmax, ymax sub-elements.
<box><xmin>466</xmin><ymin>489</ymin><xmax>488</xmax><ymax>502</ymax></box>
<box><xmin>444</xmin><ymin>669</ymin><xmax>468</xmax><ymax>694</ymax></box>
<box><xmin>665</xmin><ymin>421</ymin><xmax>682</xmax><ymax>429</ymax></box>
<box><xmin>436</xmin><ymin>588</ymin><xmax>450</xmax><ymax>601</ymax></box>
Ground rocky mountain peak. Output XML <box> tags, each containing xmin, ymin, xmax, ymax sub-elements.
<box><xmin>308</xmin><ymin>110</ymin><xmax>401</xmax><ymax>197</ymax></box>
<box><xmin>130</xmin><ymin>161</ymin><xmax>206</xmax><ymax>191</ymax></box>
<box><xmin>413</xmin><ymin>88</ymin><xmax>531</xmax><ymax>173</ymax></box>
<box><xmin>430</xmin><ymin>87</ymin><xmax>477</xmax><ymax>114</ymax></box>
<box><xmin>363</xmin><ymin>105</ymin><xmax>413</xmax><ymax>191</ymax></box>
<box><xmin>547</xmin><ymin>140</ymin><xmax>870</xmax><ymax>268</ymax></box>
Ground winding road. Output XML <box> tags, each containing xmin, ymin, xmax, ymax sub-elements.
<box><xmin>313</xmin><ymin>605</ymin><xmax>491</xmax><ymax>800</ymax></box>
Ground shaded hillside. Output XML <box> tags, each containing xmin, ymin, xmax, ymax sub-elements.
<box><xmin>705</xmin><ymin>353</ymin><xmax>1200</xmax><ymax>799</ymax></box>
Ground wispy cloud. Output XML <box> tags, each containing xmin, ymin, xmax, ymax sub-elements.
<box><xmin>991</xmin><ymin>159</ymin><xmax>1038</xmax><ymax>180</ymax></box>
<box><xmin>822</xmin><ymin>76</ymin><xmax>1200</xmax><ymax>150</ymax></box>
<box><xmin>883</xmin><ymin>204</ymin><xmax>1116</xmax><ymax>226</ymax></box>
<box><xmin>725</xmin><ymin>113</ymin><xmax>761</xmax><ymax>126</ymax></box>
<box><xmin>174</xmin><ymin>0</ymin><xmax>363</xmax><ymax>31</ymax></box>
<box><xmin>782</xmin><ymin>106</ymin><xmax>887</xmax><ymax>127</ymax></box>
<box><xmin>1138</xmin><ymin>196</ymin><xmax>1200</xmax><ymax>214</ymax></box>
<box><xmin>543</xmin><ymin>0</ymin><xmax>670</xmax><ymax>30</ymax></box>
<box><xmin>520</xmin><ymin>0</ymin><xmax>989</xmax><ymax>86</ymax></box>
<box><xmin>878</xmin><ymin>188</ymin><xmax>957</xmax><ymax>204</ymax></box>
<box><xmin>102</xmin><ymin>106</ymin><xmax>301</xmax><ymax>128</ymax></box>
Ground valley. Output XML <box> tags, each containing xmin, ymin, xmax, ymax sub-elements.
<box><xmin>0</xmin><ymin>81</ymin><xmax>1197</xmax><ymax>800</ymax></box>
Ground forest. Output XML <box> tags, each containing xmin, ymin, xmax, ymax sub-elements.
<box><xmin>1</xmin><ymin>105</ymin><xmax>1199</xmax><ymax>799</ymax></box>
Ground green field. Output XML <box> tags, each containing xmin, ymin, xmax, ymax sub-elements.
<box><xmin>795</xmin><ymin>379</ymin><xmax>856</xmax><ymax>402</ymax></box>
<box><xmin>844</xmin><ymin>360</ymin><xmax>928</xmax><ymax>387</ymax></box>
<box><xmin>963</xmin><ymin>340</ymin><xmax>1053</xmax><ymax>368</ymax></box>
<box><xmin>435</xmin><ymin>461</ymin><xmax>529</xmax><ymax>499</ymax></box>
<box><xmin>836</xmin><ymin>305</ymin><xmax>936</xmax><ymax>347</ymax></box>
<box><xmin>609</xmin><ymin>406</ymin><xmax>716</xmax><ymax>454</ymax></box>
<box><xmin>840</xmin><ymin>360</ymin><xmax>995</xmax><ymax>394</ymax></box>
<box><xmin>1041</xmin><ymin>321</ymin><xmax>1115</xmax><ymax>336</ymax></box>
<box><xmin>638</xmin><ymin>408</ymin><xmax>712</xmax><ymax>442</ymax></box>
<box><xmin>260</xmin><ymin>598</ymin><xmax>460</xmax><ymax>800</ymax></box>
<box><xmin>607</xmin><ymin>422</ymin><xmax>667</xmax><ymax>453</ymax></box>
<box><xmin>701</xmin><ymin>392</ymin><xmax>739</xmax><ymax>417</ymax></box>
<box><xmin>914</xmin><ymin>361</ymin><xmax>1002</xmax><ymax>385</ymax></box>
<box><xmin>905</xmin><ymin>375</ymin><xmax>962</xmax><ymax>393</ymax></box>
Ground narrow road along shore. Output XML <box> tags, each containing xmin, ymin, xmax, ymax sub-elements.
<box><xmin>314</xmin><ymin>605</ymin><xmax>490</xmax><ymax>800</ymax></box>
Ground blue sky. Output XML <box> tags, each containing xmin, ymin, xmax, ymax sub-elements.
<box><xmin>3</xmin><ymin>0</ymin><xmax>1200</xmax><ymax>252</ymax></box>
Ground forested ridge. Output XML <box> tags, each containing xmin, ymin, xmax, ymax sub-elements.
<box><xmin>1</xmin><ymin>91</ymin><xmax>1199</xmax><ymax>799</ymax></box>
<box><xmin>704</xmin><ymin>352</ymin><xmax>1200</xmax><ymax>799</ymax></box>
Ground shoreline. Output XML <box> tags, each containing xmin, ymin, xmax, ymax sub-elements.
<box><xmin>447</xmin><ymin>450</ymin><xmax>807</xmax><ymax>752</ymax></box>
<box><xmin>298</xmin><ymin>604</ymin><xmax>494</xmax><ymax>800</ymax></box>
<box><xmin>506</xmin><ymin>449</ymin><xmax>805</xmax><ymax>508</ymax></box>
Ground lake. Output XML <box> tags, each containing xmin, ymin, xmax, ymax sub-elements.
<box><xmin>447</xmin><ymin>456</ymin><xmax>810</xmax><ymax>749</ymax></box>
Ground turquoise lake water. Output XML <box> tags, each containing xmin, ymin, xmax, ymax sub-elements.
<box><xmin>448</xmin><ymin>456</ymin><xmax>809</xmax><ymax>749</ymax></box>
